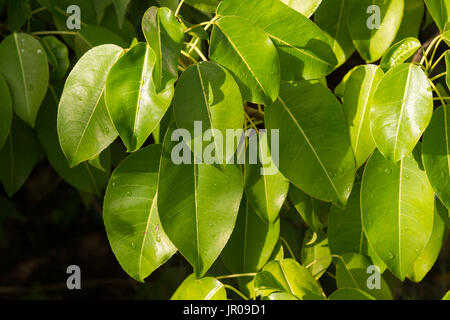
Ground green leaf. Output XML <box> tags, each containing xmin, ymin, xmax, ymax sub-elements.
<box><xmin>171</xmin><ymin>274</ymin><xmax>227</xmax><ymax>300</ymax></box>
<box><xmin>262</xmin><ymin>292</ymin><xmax>299</xmax><ymax>300</ymax></box>
<box><xmin>446</xmin><ymin>51</ymin><xmax>450</xmax><ymax>90</ymax></box>
<box><xmin>7</xmin><ymin>0</ymin><xmax>31</xmax><ymax>31</ymax></box>
<box><xmin>393</xmin><ymin>0</ymin><xmax>424</xmax><ymax>41</ymax></box>
<box><xmin>209</xmin><ymin>15</ymin><xmax>280</xmax><ymax>105</ymax></box>
<box><xmin>0</xmin><ymin>117</ymin><xmax>43</xmax><ymax>197</ymax></box>
<box><xmin>74</xmin><ymin>25</ymin><xmax>129</xmax><ymax>59</ymax></box>
<box><xmin>58</xmin><ymin>44</ymin><xmax>122</xmax><ymax>168</ymax></box>
<box><xmin>342</xmin><ymin>65</ymin><xmax>384</xmax><ymax>168</ymax></box>
<box><xmin>244</xmin><ymin>131</ymin><xmax>289</xmax><ymax>224</ymax></box>
<box><xmin>221</xmin><ymin>197</ymin><xmax>280</xmax><ymax>273</ymax></box>
<box><xmin>265</xmin><ymin>81</ymin><xmax>355</xmax><ymax>205</ymax></box>
<box><xmin>300</xmin><ymin>231</ymin><xmax>331</xmax><ymax>279</ymax></box>
<box><xmin>424</xmin><ymin>0</ymin><xmax>450</xmax><ymax>32</ymax></box>
<box><xmin>370</xmin><ymin>63</ymin><xmax>433</xmax><ymax>162</ymax></box>
<box><xmin>40</xmin><ymin>36</ymin><xmax>70</xmax><ymax>80</ymax></box>
<box><xmin>336</xmin><ymin>253</ymin><xmax>393</xmax><ymax>300</ymax></box>
<box><xmin>443</xmin><ymin>291</ymin><xmax>450</xmax><ymax>300</ymax></box>
<box><xmin>328</xmin><ymin>288</ymin><xmax>376</xmax><ymax>300</ymax></box>
<box><xmin>315</xmin><ymin>0</ymin><xmax>355</xmax><ymax>68</ymax></box>
<box><xmin>254</xmin><ymin>259</ymin><xmax>325</xmax><ymax>300</ymax></box>
<box><xmin>422</xmin><ymin>105</ymin><xmax>450</xmax><ymax>210</ymax></box>
<box><xmin>142</xmin><ymin>6</ymin><xmax>184</xmax><ymax>93</ymax></box>
<box><xmin>217</xmin><ymin>0</ymin><xmax>337</xmax><ymax>82</ymax></box>
<box><xmin>361</xmin><ymin>148</ymin><xmax>435</xmax><ymax>280</ymax></box>
<box><xmin>105</xmin><ymin>43</ymin><xmax>173</xmax><ymax>152</ymax></box>
<box><xmin>112</xmin><ymin>0</ymin><xmax>130</xmax><ymax>28</ymax></box>
<box><xmin>0</xmin><ymin>74</ymin><xmax>12</xmax><ymax>150</ymax></box>
<box><xmin>185</xmin><ymin>0</ymin><xmax>220</xmax><ymax>12</ymax></box>
<box><xmin>289</xmin><ymin>185</ymin><xmax>330</xmax><ymax>234</ymax></box>
<box><xmin>348</xmin><ymin>0</ymin><xmax>404</xmax><ymax>62</ymax></box>
<box><xmin>407</xmin><ymin>204</ymin><xmax>446</xmax><ymax>282</ymax></box>
<box><xmin>173</xmin><ymin>61</ymin><xmax>244</xmax><ymax>164</ymax></box>
<box><xmin>380</xmin><ymin>38</ymin><xmax>421</xmax><ymax>72</ymax></box>
<box><xmin>93</xmin><ymin>0</ymin><xmax>112</xmax><ymax>24</ymax></box>
<box><xmin>158</xmin><ymin>124</ymin><xmax>243</xmax><ymax>277</ymax></box>
<box><xmin>103</xmin><ymin>144</ymin><xmax>176</xmax><ymax>282</ymax></box>
<box><xmin>36</xmin><ymin>90</ymin><xmax>109</xmax><ymax>195</ymax></box>
<box><xmin>0</xmin><ymin>33</ymin><xmax>49</xmax><ymax>127</ymax></box>
<box><xmin>280</xmin><ymin>0</ymin><xmax>322</xmax><ymax>17</ymax></box>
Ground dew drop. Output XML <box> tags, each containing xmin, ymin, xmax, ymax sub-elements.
<box><xmin>405</xmin><ymin>174</ymin><xmax>410</xmax><ymax>180</ymax></box>
<box><xmin>127</xmin><ymin>191</ymin><xmax>132</xmax><ymax>196</ymax></box>
<box><xmin>384</xmin><ymin>168</ymin><xmax>392</xmax><ymax>175</ymax></box>
<box><xmin>37</xmin><ymin>49</ymin><xmax>42</xmax><ymax>54</ymax></box>
<box><xmin>131</xmin><ymin>242</ymin><xmax>136</xmax><ymax>249</ymax></box>
<box><xmin>388</xmin><ymin>252</ymin><xmax>395</xmax><ymax>260</ymax></box>
<box><xmin>111</xmin><ymin>181</ymin><xmax>116</xmax><ymax>187</ymax></box>
<box><xmin>156</xmin><ymin>234</ymin><xmax>161</xmax><ymax>242</ymax></box>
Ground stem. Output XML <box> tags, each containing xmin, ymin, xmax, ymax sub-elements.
<box><xmin>420</xmin><ymin>35</ymin><xmax>442</xmax><ymax>67</ymax></box>
<box><xmin>178</xmin><ymin>65</ymin><xmax>186</xmax><ymax>72</ymax></box>
<box><xmin>184</xmin><ymin>21</ymin><xmax>210</xmax><ymax>33</ymax></box>
<box><xmin>31</xmin><ymin>7</ymin><xmax>47</xmax><ymax>15</ymax></box>
<box><xmin>430</xmin><ymin>51</ymin><xmax>448</xmax><ymax>73</ymax></box>
<box><xmin>216</xmin><ymin>273</ymin><xmax>257</xmax><ymax>280</ymax></box>
<box><xmin>279</xmin><ymin>237</ymin><xmax>296</xmax><ymax>259</ymax></box>
<box><xmin>194</xmin><ymin>46</ymin><xmax>208</xmax><ymax>62</ymax></box>
<box><xmin>180</xmin><ymin>50</ymin><xmax>198</xmax><ymax>64</ymax></box>
<box><xmin>433</xmin><ymin>97</ymin><xmax>450</xmax><ymax>100</ymax></box>
<box><xmin>187</xmin><ymin>15</ymin><xmax>220</xmax><ymax>55</ymax></box>
<box><xmin>223</xmin><ymin>285</ymin><xmax>249</xmax><ymax>300</ymax></box>
<box><xmin>428</xmin><ymin>78</ymin><xmax>447</xmax><ymax>106</ymax></box>
<box><xmin>31</xmin><ymin>31</ymin><xmax>78</xmax><ymax>36</ymax></box>
<box><xmin>244</xmin><ymin>112</ymin><xmax>259</xmax><ymax>132</ymax></box>
<box><xmin>175</xmin><ymin>0</ymin><xmax>185</xmax><ymax>16</ymax></box>
<box><xmin>430</xmin><ymin>72</ymin><xmax>446</xmax><ymax>82</ymax></box>
<box><xmin>305</xmin><ymin>254</ymin><xmax>341</xmax><ymax>269</ymax></box>
<box><xmin>429</xmin><ymin>37</ymin><xmax>444</xmax><ymax>66</ymax></box>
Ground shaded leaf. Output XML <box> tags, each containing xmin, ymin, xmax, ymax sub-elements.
<box><xmin>0</xmin><ymin>74</ymin><xmax>12</xmax><ymax>150</ymax></box>
<box><xmin>40</xmin><ymin>36</ymin><xmax>70</xmax><ymax>79</ymax></box>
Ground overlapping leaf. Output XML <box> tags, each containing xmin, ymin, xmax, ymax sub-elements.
<box><xmin>361</xmin><ymin>148</ymin><xmax>434</xmax><ymax>280</ymax></box>
<box><xmin>265</xmin><ymin>81</ymin><xmax>355</xmax><ymax>205</ymax></box>
<box><xmin>0</xmin><ymin>74</ymin><xmax>12</xmax><ymax>150</ymax></box>
<box><xmin>58</xmin><ymin>44</ymin><xmax>122</xmax><ymax>167</ymax></box>
<box><xmin>217</xmin><ymin>0</ymin><xmax>337</xmax><ymax>81</ymax></box>
<box><xmin>171</xmin><ymin>274</ymin><xmax>227</xmax><ymax>300</ymax></box>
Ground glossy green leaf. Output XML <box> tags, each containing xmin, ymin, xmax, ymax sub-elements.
<box><xmin>0</xmin><ymin>33</ymin><xmax>49</xmax><ymax>127</ymax></box>
<box><xmin>36</xmin><ymin>90</ymin><xmax>109</xmax><ymax>195</ymax></box>
<box><xmin>158</xmin><ymin>125</ymin><xmax>243</xmax><ymax>277</ymax></box>
<box><xmin>0</xmin><ymin>74</ymin><xmax>12</xmax><ymax>150</ymax></box>
<box><xmin>221</xmin><ymin>197</ymin><xmax>280</xmax><ymax>273</ymax></box>
<box><xmin>407</xmin><ymin>204</ymin><xmax>446</xmax><ymax>282</ymax></box>
<box><xmin>342</xmin><ymin>65</ymin><xmax>384</xmax><ymax>168</ymax></box>
<box><xmin>244</xmin><ymin>131</ymin><xmax>289</xmax><ymax>224</ymax></box>
<box><xmin>93</xmin><ymin>0</ymin><xmax>112</xmax><ymax>24</ymax></box>
<box><xmin>103</xmin><ymin>144</ymin><xmax>176</xmax><ymax>282</ymax></box>
<box><xmin>58</xmin><ymin>44</ymin><xmax>122</xmax><ymax>168</ymax></box>
<box><xmin>329</xmin><ymin>288</ymin><xmax>376</xmax><ymax>300</ymax></box>
<box><xmin>263</xmin><ymin>292</ymin><xmax>299</xmax><ymax>300</ymax></box>
<box><xmin>380</xmin><ymin>38</ymin><xmax>421</xmax><ymax>72</ymax></box>
<box><xmin>443</xmin><ymin>291</ymin><xmax>450</xmax><ymax>300</ymax></box>
<box><xmin>40</xmin><ymin>36</ymin><xmax>70</xmax><ymax>80</ymax></box>
<box><xmin>185</xmin><ymin>0</ymin><xmax>220</xmax><ymax>12</ymax></box>
<box><xmin>348</xmin><ymin>0</ymin><xmax>404</xmax><ymax>62</ymax></box>
<box><xmin>254</xmin><ymin>259</ymin><xmax>325</xmax><ymax>300</ymax></box>
<box><xmin>0</xmin><ymin>117</ymin><xmax>43</xmax><ymax>197</ymax></box>
<box><xmin>446</xmin><ymin>51</ymin><xmax>450</xmax><ymax>90</ymax></box>
<box><xmin>171</xmin><ymin>274</ymin><xmax>227</xmax><ymax>300</ymax></box>
<box><xmin>315</xmin><ymin>0</ymin><xmax>355</xmax><ymax>68</ymax></box>
<box><xmin>289</xmin><ymin>185</ymin><xmax>330</xmax><ymax>233</ymax></box>
<box><xmin>75</xmin><ymin>25</ymin><xmax>128</xmax><ymax>59</ymax></box>
<box><xmin>112</xmin><ymin>0</ymin><xmax>130</xmax><ymax>28</ymax></box>
<box><xmin>209</xmin><ymin>15</ymin><xmax>280</xmax><ymax>105</ymax></box>
<box><xmin>394</xmin><ymin>0</ymin><xmax>424</xmax><ymax>41</ymax></box>
<box><xmin>423</xmin><ymin>105</ymin><xmax>450</xmax><ymax>210</ymax></box>
<box><xmin>217</xmin><ymin>0</ymin><xmax>337</xmax><ymax>81</ymax></box>
<box><xmin>336</xmin><ymin>253</ymin><xmax>393</xmax><ymax>300</ymax></box>
<box><xmin>370</xmin><ymin>63</ymin><xmax>433</xmax><ymax>162</ymax></box>
<box><xmin>7</xmin><ymin>0</ymin><xmax>30</xmax><ymax>31</ymax></box>
<box><xmin>265</xmin><ymin>81</ymin><xmax>355</xmax><ymax>205</ymax></box>
<box><xmin>424</xmin><ymin>0</ymin><xmax>450</xmax><ymax>31</ymax></box>
<box><xmin>105</xmin><ymin>43</ymin><xmax>173</xmax><ymax>152</ymax></box>
<box><xmin>361</xmin><ymin>148</ymin><xmax>435</xmax><ymax>280</ymax></box>
<box><xmin>280</xmin><ymin>0</ymin><xmax>322</xmax><ymax>17</ymax></box>
<box><xmin>142</xmin><ymin>6</ymin><xmax>184</xmax><ymax>92</ymax></box>
<box><xmin>173</xmin><ymin>61</ymin><xmax>244</xmax><ymax>164</ymax></box>
<box><xmin>301</xmin><ymin>231</ymin><xmax>331</xmax><ymax>279</ymax></box>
